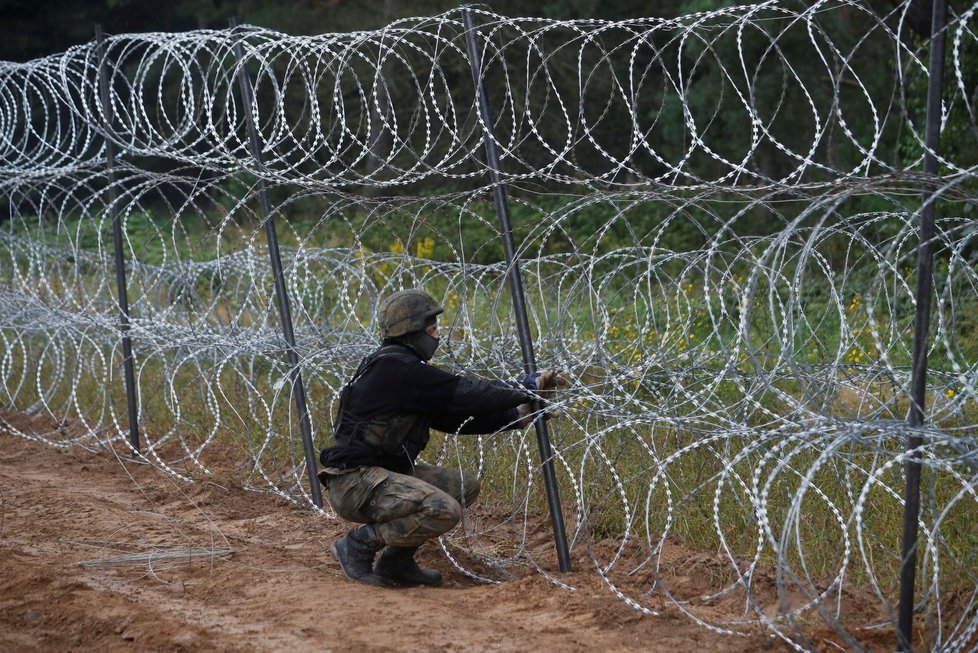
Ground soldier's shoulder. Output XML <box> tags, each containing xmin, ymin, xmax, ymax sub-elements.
<box><xmin>368</xmin><ymin>345</ymin><xmax>421</xmax><ymax>371</ymax></box>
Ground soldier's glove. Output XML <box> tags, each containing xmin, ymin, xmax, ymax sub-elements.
<box><xmin>519</xmin><ymin>369</ymin><xmax>567</xmax><ymax>427</ymax></box>
<box><xmin>522</xmin><ymin>368</ymin><xmax>567</xmax><ymax>400</ymax></box>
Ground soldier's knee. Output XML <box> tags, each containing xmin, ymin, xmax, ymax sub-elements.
<box><xmin>440</xmin><ymin>496</ymin><xmax>463</xmax><ymax>528</ymax></box>
<box><xmin>422</xmin><ymin>494</ymin><xmax>462</xmax><ymax>533</ymax></box>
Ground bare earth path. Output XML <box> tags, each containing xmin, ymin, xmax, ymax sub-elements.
<box><xmin>0</xmin><ymin>433</ymin><xmax>805</xmax><ymax>652</ymax></box>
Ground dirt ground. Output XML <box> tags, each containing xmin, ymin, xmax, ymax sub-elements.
<box><xmin>0</xmin><ymin>429</ymin><xmax>896</xmax><ymax>653</ymax></box>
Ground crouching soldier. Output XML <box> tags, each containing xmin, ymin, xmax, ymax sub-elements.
<box><xmin>319</xmin><ymin>288</ymin><xmax>563</xmax><ymax>587</ymax></box>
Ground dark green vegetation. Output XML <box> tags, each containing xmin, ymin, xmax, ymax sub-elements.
<box><xmin>0</xmin><ymin>1</ymin><xmax>908</xmax><ymax>61</ymax></box>
<box><xmin>3</xmin><ymin>2</ymin><xmax>976</xmax><ymax>202</ymax></box>
<box><xmin>5</xmin><ymin>1</ymin><xmax>975</xmax><ymax>220</ymax></box>
<box><xmin>2</xmin><ymin>0</ymin><xmax>964</xmax><ymax>63</ymax></box>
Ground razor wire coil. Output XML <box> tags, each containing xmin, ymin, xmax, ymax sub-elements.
<box><xmin>2</xmin><ymin>2</ymin><xmax>978</xmax><ymax>650</ymax></box>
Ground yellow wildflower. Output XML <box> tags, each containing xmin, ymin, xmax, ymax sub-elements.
<box><xmin>416</xmin><ymin>237</ymin><xmax>435</xmax><ymax>259</ymax></box>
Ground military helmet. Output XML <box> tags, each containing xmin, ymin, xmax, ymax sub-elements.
<box><xmin>379</xmin><ymin>289</ymin><xmax>444</xmax><ymax>338</ymax></box>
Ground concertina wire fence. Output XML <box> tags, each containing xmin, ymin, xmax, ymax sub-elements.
<box><xmin>2</xmin><ymin>1</ymin><xmax>978</xmax><ymax>649</ymax></box>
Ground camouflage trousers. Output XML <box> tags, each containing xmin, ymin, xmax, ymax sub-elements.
<box><xmin>322</xmin><ymin>463</ymin><xmax>481</xmax><ymax>548</ymax></box>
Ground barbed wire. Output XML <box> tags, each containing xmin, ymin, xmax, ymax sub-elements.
<box><xmin>2</xmin><ymin>2</ymin><xmax>977</xmax><ymax>650</ymax></box>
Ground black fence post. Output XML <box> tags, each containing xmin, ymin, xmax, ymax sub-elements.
<box><xmin>229</xmin><ymin>19</ymin><xmax>323</xmax><ymax>509</ymax></box>
<box><xmin>897</xmin><ymin>0</ymin><xmax>947</xmax><ymax>650</ymax></box>
<box><xmin>95</xmin><ymin>25</ymin><xmax>141</xmax><ymax>455</ymax></box>
<box><xmin>461</xmin><ymin>8</ymin><xmax>572</xmax><ymax>573</ymax></box>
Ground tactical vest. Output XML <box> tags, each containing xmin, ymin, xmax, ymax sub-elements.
<box><xmin>333</xmin><ymin>345</ymin><xmax>431</xmax><ymax>465</ymax></box>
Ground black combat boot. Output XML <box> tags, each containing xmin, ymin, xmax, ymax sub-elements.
<box><xmin>373</xmin><ymin>546</ymin><xmax>442</xmax><ymax>586</ymax></box>
<box><xmin>331</xmin><ymin>525</ymin><xmax>397</xmax><ymax>587</ymax></box>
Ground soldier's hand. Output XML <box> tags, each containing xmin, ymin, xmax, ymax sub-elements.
<box><xmin>524</xmin><ymin>368</ymin><xmax>566</xmax><ymax>399</ymax></box>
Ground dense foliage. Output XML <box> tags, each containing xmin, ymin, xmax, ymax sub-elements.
<box><xmin>0</xmin><ymin>0</ymin><xmax>949</xmax><ymax>61</ymax></box>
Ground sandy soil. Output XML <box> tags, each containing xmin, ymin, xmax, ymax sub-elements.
<box><xmin>0</xmin><ymin>429</ymin><xmax>892</xmax><ymax>653</ymax></box>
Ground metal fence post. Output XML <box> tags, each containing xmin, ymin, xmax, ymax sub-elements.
<box><xmin>897</xmin><ymin>0</ymin><xmax>947</xmax><ymax>649</ymax></box>
<box><xmin>230</xmin><ymin>19</ymin><xmax>323</xmax><ymax>509</ymax></box>
<box><xmin>461</xmin><ymin>8</ymin><xmax>572</xmax><ymax>573</ymax></box>
<box><xmin>96</xmin><ymin>25</ymin><xmax>141</xmax><ymax>454</ymax></box>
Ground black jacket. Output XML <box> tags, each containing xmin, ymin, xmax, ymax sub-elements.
<box><xmin>319</xmin><ymin>342</ymin><xmax>532</xmax><ymax>473</ymax></box>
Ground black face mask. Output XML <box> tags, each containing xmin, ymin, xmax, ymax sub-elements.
<box><xmin>415</xmin><ymin>332</ymin><xmax>440</xmax><ymax>361</ymax></box>
<box><xmin>399</xmin><ymin>331</ymin><xmax>440</xmax><ymax>361</ymax></box>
